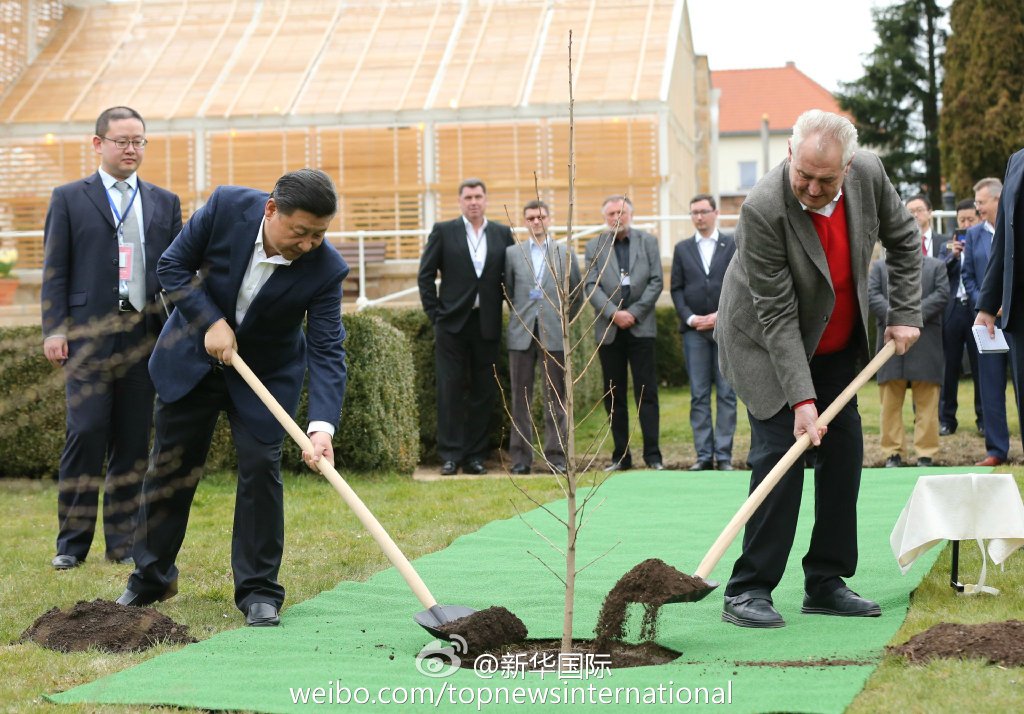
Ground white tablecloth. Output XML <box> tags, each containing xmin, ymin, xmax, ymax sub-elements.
<box><xmin>890</xmin><ymin>473</ymin><xmax>1024</xmax><ymax>593</ymax></box>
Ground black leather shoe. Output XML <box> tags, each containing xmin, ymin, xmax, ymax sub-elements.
<box><xmin>939</xmin><ymin>424</ymin><xmax>954</xmax><ymax>436</ymax></box>
<box><xmin>246</xmin><ymin>602</ymin><xmax>280</xmax><ymax>627</ymax></box>
<box><xmin>716</xmin><ymin>461</ymin><xmax>735</xmax><ymax>471</ymax></box>
<box><xmin>116</xmin><ymin>580</ymin><xmax>178</xmax><ymax>607</ymax></box>
<box><xmin>510</xmin><ymin>463</ymin><xmax>530</xmax><ymax>475</ymax></box>
<box><xmin>801</xmin><ymin>586</ymin><xmax>881</xmax><ymax>617</ymax></box>
<box><xmin>603</xmin><ymin>460</ymin><xmax>631</xmax><ymax>472</ymax></box>
<box><xmin>646</xmin><ymin>461</ymin><xmax>666</xmax><ymax>471</ymax></box>
<box><xmin>439</xmin><ymin>461</ymin><xmax>458</xmax><ymax>476</ymax></box>
<box><xmin>463</xmin><ymin>460</ymin><xmax>487</xmax><ymax>475</ymax></box>
<box><xmin>106</xmin><ymin>555</ymin><xmax>134</xmax><ymax>566</ymax></box>
<box><xmin>722</xmin><ymin>590</ymin><xmax>785</xmax><ymax>628</ymax></box>
<box><xmin>884</xmin><ymin>454</ymin><xmax>902</xmax><ymax>468</ymax></box>
<box><xmin>916</xmin><ymin>457</ymin><xmax>934</xmax><ymax>467</ymax></box>
<box><xmin>688</xmin><ymin>460</ymin><xmax>714</xmax><ymax>471</ymax></box>
<box><xmin>51</xmin><ymin>554</ymin><xmax>81</xmax><ymax>570</ymax></box>
<box><xmin>550</xmin><ymin>463</ymin><xmax>567</xmax><ymax>475</ymax></box>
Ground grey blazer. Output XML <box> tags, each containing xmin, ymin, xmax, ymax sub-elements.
<box><xmin>869</xmin><ymin>255</ymin><xmax>948</xmax><ymax>384</ymax></box>
<box><xmin>715</xmin><ymin>151</ymin><xmax>923</xmax><ymax>419</ymax></box>
<box><xmin>584</xmin><ymin>228</ymin><xmax>663</xmax><ymax>345</ymax></box>
<box><xmin>505</xmin><ymin>239</ymin><xmax>582</xmax><ymax>351</ymax></box>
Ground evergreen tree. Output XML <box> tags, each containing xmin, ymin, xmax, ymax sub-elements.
<box><xmin>940</xmin><ymin>0</ymin><xmax>1024</xmax><ymax>196</ymax></box>
<box><xmin>836</xmin><ymin>1</ymin><xmax>945</xmax><ymax>206</ymax></box>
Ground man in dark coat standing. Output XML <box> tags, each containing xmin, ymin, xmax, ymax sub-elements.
<box><xmin>417</xmin><ymin>178</ymin><xmax>514</xmax><ymax>475</ymax></box>
<box><xmin>869</xmin><ymin>254</ymin><xmax>949</xmax><ymax>467</ymax></box>
<box><xmin>976</xmin><ymin>147</ymin><xmax>1024</xmax><ymax>443</ymax></box>
<box><xmin>671</xmin><ymin>193</ymin><xmax>737</xmax><ymax>471</ymax></box>
<box><xmin>42</xmin><ymin>106</ymin><xmax>182</xmax><ymax>570</ymax></box>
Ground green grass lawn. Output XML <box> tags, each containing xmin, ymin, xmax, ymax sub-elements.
<box><xmin>3</xmin><ymin>381</ymin><xmax>1024</xmax><ymax>712</ymax></box>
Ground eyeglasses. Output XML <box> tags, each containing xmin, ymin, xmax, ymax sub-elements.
<box><xmin>690</xmin><ymin>209</ymin><xmax>716</xmax><ymax>217</ymax></box>
<box><xmin>101</xmin><ymin>136</ymin><xmax>148</xmax><ymax>150</ymax></box>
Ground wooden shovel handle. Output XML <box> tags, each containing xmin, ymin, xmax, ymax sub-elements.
<box><xmin>694</xmin><ymin>340</ymin><xmax>897</xmax><ymax>580</ymax></box>
<box><xmin>230</xmin><ymin>353</ymin><xmax>438</xmax><ymax>610</ymax></box>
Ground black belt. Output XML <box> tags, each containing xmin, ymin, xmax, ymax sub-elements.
<box><xmin>118</xmin><ymin>299</ymin><xmax>138</xmax><ymax>313</ymax></box>
<box><xmin>955</xmin><ymin>297</ymin><xmax>969</xmax><ymax>306</ymax></box>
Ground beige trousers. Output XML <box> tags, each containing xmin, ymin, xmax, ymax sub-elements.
<box><xmin>879</xmin><ymin>380</ymin><xmax>940</xmax><ymax>459</ymax></box>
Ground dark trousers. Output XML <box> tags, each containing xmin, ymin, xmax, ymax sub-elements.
<box><xmin>1006</xmin><ymin>329</ymin><xmax>1024</xmax><ymax>451</ymax></box>
<box><xmin>940</xmin><ymin>299</ymin><xmax>982</xmax><ymax>430</ymax></box>
<box><xmin>508</xmin><ymin>341</ymin><xmax>568</xmax><ymax>468</ymax></box>
<box><xmin>129</xmin><ymin>369</ymin><xmax>285</xmax><ymax>611</ymax></box>
<box><xmin>597</xmin><ymin>330</ymin><xmax>661</xmax><ymax>466</ymax></box>
<box><xmin>434</xmin><ymin>311</ymin><xmax>499</xmax><ymax>463</ymax></box>
<box><xmin>56</xmin><ymin>317</ymin><xmax>153</xmax><ymax>561</ymax></box>
<box><xmin>726</xmin><ymin>349</ymin><xmax>862</xmax><ymax>598</ymax></box>
<box><xmin>682</xmin><ymin>330</ymin><xmax>736</xmax><ymax>463</ymax></box>
<box><xmin>977</xmin><ymin>348</ymin><xmax>1010</xmax><ymax>460</ymax></box>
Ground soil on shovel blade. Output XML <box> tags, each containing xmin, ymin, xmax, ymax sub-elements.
<box><xmin>594</xmin><ymin>558</ymin><xmax>708</xmax><ymax>650</ymax></box>
<box><xmin>20</xmin><ymin>599</ymin><xmax>196</xmax><ymax>653</ymax></box>
<box><xmin>888</xmin><ymin>620</ymin><xmax>1024</xmax><ymax>667</ymax></box>
<box><xmin>438</xmin><ymin>606</ymin><xmax>529</xmax><ymax>653</ymax></box>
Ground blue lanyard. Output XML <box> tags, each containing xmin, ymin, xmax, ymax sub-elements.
<box><xmin>105</xmin><ymin>183</ymin><xmax>139</xmax><ymax>236</ymax></box>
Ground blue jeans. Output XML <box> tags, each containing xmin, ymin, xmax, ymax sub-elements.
<box><xmin>682</xmin><ymin>330</ymin><xmax>736</xmax><ymax>462</ymax></box>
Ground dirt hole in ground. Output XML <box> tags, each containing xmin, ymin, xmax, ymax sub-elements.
<box><xmin>735</xmin><ymin>658</ymin><xmax>874</xmax><ymax>668</ymax></box>
<box><xmin>20</xmin><ymin>599</ymin><xmax>196</xmax><ymax>653</ymax></box>
<box><xmin>594</xmin><ymin>558</ymin><xmax>709</xmax><ymax>650</ymax></box>
<box><xmin>888</xmin><ymin>620</ymin><xmax>1024</xmax><ymax>667</ymax></box>
<box><xmin>461</xmin><ymin>638</ymin><xmax>680</xmax><ymax>670</ymax></box>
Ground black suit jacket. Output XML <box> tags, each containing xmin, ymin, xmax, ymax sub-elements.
<box><xmin>670</xmin><ymin>232</ymin><xmax>735</xmax><ymax>333</ymax></box>
<box><xmin>42</xmin><ymin>171</ymin><xmax>183</xmax><ymax>357</ymax></box>
<box><xmin>978</xmin><ymin>147</ymin><xmax>1024</xmax><ymax>333</ymax></box>
<box><xmin>417</xmin><ymin>217</ymin><xmax>514</xmax><ymax>340</ymax></box>
<box><xmin>151</xmin><ymin>186</ymin><xmax>348</xmax><ymax>444</ymax></box>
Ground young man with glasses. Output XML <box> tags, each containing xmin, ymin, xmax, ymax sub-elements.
<box><xmin>42</xmin><ymin>106</ymin><xmax>182</xmax><ymax>571</ymax></box>
<box><xmin>671</xmin><ymin>194</ymin><xmax>738</xmax><ymax>471</ymax></box>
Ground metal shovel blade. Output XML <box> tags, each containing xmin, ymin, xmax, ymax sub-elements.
<box><xmin>414</xmin><ymin>604</ymin><xmax>478</xmax><ymax>639</ymax></box>
<box><xmin>666</xmin><ymin>579</ymin><xmax>719</xmax><ymax>604</ymax></box>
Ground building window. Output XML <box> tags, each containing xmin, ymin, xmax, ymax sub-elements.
<box><xmin>739</xmin><ymin>161</ymin><xmax>758</xmax><ymax>190</ymax></box>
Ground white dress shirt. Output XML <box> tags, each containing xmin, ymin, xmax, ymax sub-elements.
<box><xmin>99</xmin><ymin>167</ymin><xmax>146</xmax><ymax>255</ymax></box>
<box><xmin>464</xmin><ymin>216</ymin><xmax>488</xmax><ymax>308</ymax></box>
<box><xmin>235</xmin><ymin>221</ymin><xmax>333</xmax><ymax>437</ymax></box>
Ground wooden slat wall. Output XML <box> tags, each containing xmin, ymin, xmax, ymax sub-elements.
<box><xmin>434</xmin><ymin>117</ymin><xmax>659</xmax><ymax>234</ymax></box>
<box><xmin>0</xmin><ymin>0</ymin><xmax>63</xmax><ymax>99</ymax></box>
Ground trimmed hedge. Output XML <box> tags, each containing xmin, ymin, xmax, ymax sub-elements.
<box><xmin>0</xmin><ymin>313</ymin><xmax>418</xmax><ymax>477</ymax></box>
<box><xmin>0</xmin><ymin>326</ymin><xmax>67</xmax><ymax>476</ymax></box>
<box><xmin>367</xmin><ymin>305</ymin><xmax>678</xmax><ymax>463</ymax></box>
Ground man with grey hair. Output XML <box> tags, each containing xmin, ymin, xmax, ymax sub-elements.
<box><xmin>585</xmin><ymin>195</ymin><xmax>664</xmax><ymax>471</ymax></box>
<box><xmin>962</xmin><ymin>177</ymin><xmax>1009</xmax><ymax>466</ymax></box>
<box><xmin>715</xmin><ymin>109</ymin><xmax>922</xmax><ymax>628</ymax></box>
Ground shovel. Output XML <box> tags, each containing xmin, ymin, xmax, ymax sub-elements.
<box><xmin>670</xmin><ymin>340</ymin><xmax>898</xmax><ymax>603</ymax></box>
<box><xmin>230</xmin><ymin>352</ymin><xmax>475</xmax><ymax>638</ymax></box>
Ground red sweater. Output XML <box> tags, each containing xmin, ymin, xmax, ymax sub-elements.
<box><xmin>806</xmin><ymin>195</ymin><xmax>856</xmax><ymax>355</ymax></box>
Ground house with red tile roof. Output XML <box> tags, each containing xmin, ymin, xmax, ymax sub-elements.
<box><xmin>712</xmin><ymin>62</ymin><xmax>851</xmax><ymax>205</ymax></box>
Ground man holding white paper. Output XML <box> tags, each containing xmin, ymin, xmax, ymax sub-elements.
<box><xmin>963</xmin><ymin>177</ymin><xmax>1010</xmax><ymax>467</ymax></box>
<box><xmin>976</xmin><ymin>148</ymin><xmax>1024</xmax><ymax>446</ymax></box>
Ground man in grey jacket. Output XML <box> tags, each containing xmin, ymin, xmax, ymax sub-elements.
<box><xmin>584</xmin><ymin>196</ymin><xmax>664</xmax><ymax>471</ymax></box>
<box><xmin>505</xmin><ymin>201</ymin><xmax>581</xmax><ymax>474</ymax></box>
<box><xmin>715</xmin><ymin>110</ymin><xmax>922</xmax><ymax>628</ymax></box>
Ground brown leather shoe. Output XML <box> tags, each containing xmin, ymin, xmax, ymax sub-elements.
<box><xmin>975</xmin><ymin>456</ymin><xmax>1005</xmax><ymax>467</ymax></box>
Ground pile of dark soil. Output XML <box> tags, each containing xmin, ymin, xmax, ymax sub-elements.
<box><xmin>438</xmin><ymin>606</ymin><xmax>528</xmax><ymax>653</ymax></box>
<box><xmin>20</xmin><ymin>599</ymin><xmax>195</xmax><ymax>653</ymax></box>
<box><xmin>594</xmin><ymin>558</ymin><xmax>708</xmax><ymax>649</ymax></box>
<box><xmin>888</xmin><ymin>620</ymin><xmax>1024</xmax><ymax>667</ymax></box>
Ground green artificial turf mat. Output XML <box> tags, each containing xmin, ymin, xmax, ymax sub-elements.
<box><xmin>49</xmin><ymin>467</ymin><xmax>959</xmax><ymax>712</ymax></box>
